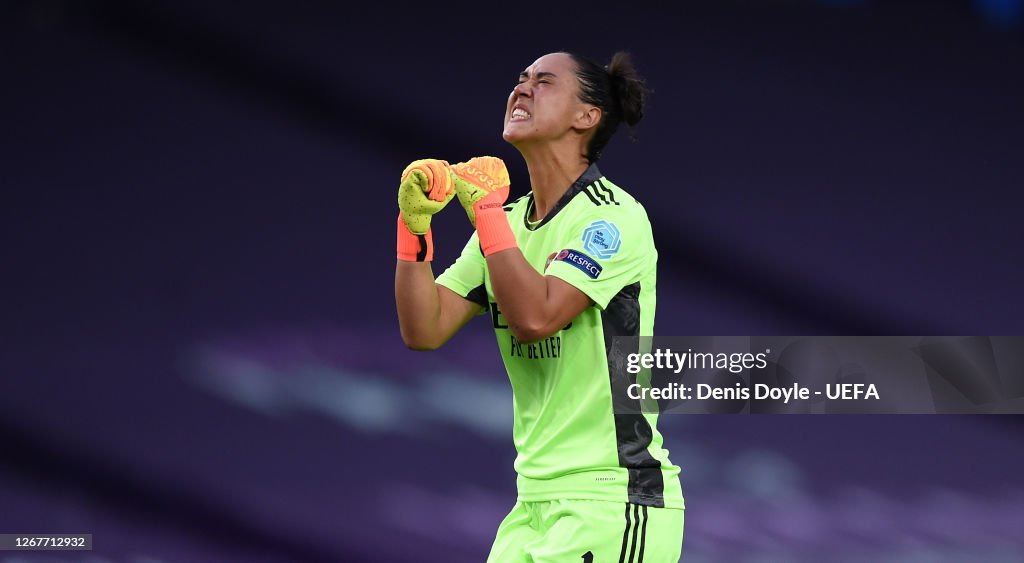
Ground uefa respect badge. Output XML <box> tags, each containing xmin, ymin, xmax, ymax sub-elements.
<box><xmin>550</xmin><ymin>249</ymin><xmax>603</xmax><ymax>279</ymax></box>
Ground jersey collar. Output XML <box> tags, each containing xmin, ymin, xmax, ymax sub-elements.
<box><xmin>524</xmin><ymin>162</ymin><xmax>603</xmax><ymax>231</ymax></box>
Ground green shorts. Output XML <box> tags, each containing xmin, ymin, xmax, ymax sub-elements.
<box><xmin>486</xmin><ymin>499</ymin><xmax>684</xmax><ymax>562</ymax></box>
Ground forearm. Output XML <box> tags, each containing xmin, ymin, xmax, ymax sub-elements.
<box><xmin>395</xmin><ymin>261</ymin><xmax>442</xmax><ymax>350</ymax></box>
<box><xmin>449</xmin><ymin>155</ymin><xmax>585</xmax><ymax>341</ymax></box>
<box><xmin>486</xmin><ymin>249</ymin><xmax>557</xmax><ymax>341</ymax></box>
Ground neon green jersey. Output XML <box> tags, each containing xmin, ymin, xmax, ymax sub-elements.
<box><xmin>436</xmin><ymin>164</ymin><xmax>683</xmax><ymax>509</ymax></box>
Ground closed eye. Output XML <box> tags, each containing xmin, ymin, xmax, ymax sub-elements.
<box><xmin>517</xmin><ymin>71</ymin><xmax>557</xmax><ymax>85</ymax></box>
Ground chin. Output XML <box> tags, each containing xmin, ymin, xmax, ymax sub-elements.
<box><xmin>502</xmin><ymin>123</ymin><xmax>533</xmax><ymax>144</ymax></box>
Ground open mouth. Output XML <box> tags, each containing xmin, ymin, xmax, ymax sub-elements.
<box><xmin>510</xmin><ymin>107</ymin><xmax>531</xmax><ymax>122</ymax></box>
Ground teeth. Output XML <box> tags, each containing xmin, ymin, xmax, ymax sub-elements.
<box><xmin>512</xmin><ymin>108</ymin><xmax>530</xmax><ymax>120</ymax></box>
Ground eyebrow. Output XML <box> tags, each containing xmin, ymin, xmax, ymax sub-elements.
<box><xmin>519</xmin><ymin>71</ymin><xmax>558</xmax><ymax>80</ymax></box>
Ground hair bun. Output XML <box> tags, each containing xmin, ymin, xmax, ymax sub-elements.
<box><xmin>605</xmin><ymin>52</ymin><xmax>648</xmax><ymax>128</ymax></box>
<box><xmin>566</xmin><ymin>50</ymin><xmax>650</xmax><ymax>162</ymax></box>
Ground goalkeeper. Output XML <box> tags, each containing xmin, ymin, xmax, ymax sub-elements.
<box><xmin>395</xmin><ymin>51</ymin><xmax>684</xmax><ymax>562</ymax></box>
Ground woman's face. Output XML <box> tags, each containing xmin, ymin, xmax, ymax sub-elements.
<box><xmin>502</xmin><ymin>52</ymin><xmax>590</xmax><ymax>146</ymax></box>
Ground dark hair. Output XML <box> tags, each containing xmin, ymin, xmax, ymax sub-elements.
<box><xmin>565</xmin><ymin>51</ymin><xmax>650</xmax><ymax>163</ymax></box>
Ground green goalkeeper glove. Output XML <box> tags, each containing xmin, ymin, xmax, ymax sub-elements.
<box><xmin>450</xmin><ymin>156</ymin><xmax>511</xmax><ymax>227</ymax></box>
<box><xmin>450</xmin><ymin>156</ymin><xmax>516</xmax><ymax>256</ymax></box>
<box><xmin>399</xmin><ymin>158</ymin><xmax>455</xmax><ymax>234</ymax></box>
<box><xmin>396</xmin><ymin>158</ymin><xmax>455</xmax><ymax>262</ymax></box>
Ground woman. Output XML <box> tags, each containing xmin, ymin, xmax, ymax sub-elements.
<box><xmin>395</xmin><ymin>51</ymin><xmax>684</xmax><ymax>562</ymax></box>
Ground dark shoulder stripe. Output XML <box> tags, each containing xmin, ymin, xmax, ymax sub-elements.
<box><xmin>589</xmin><ymin>184</ymin><xmax>610</xmax><ymax>205</ymax></box>
<box><xmin>581</xmin><ymin>183</ymin><xmax>603</xmax><ymax>206</ymax></box>
<box><xmin>597</xmin><ymin>180</ymin><xmax>620</xmax><ymax>205</ymax></box>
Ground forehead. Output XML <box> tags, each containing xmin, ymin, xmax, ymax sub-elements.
<box><xmin>522</xmin><ymin>52</ymin><xmax>575</xmax><ymax>76</ymax></box>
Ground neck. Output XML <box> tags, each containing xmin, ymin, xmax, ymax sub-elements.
<box><xmin>517</xmin><ymin>141</ymin><xmax>590</xmax><ymax>221</ymax></box>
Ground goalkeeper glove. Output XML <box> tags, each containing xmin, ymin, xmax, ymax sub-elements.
<box><xmin>397</xmin><ymin>158</ymin><xmax>455</xmax><ymax>262</ymax></box>
<box><xmin>450</xmin><ymin>156</ymin><xmax>516</xmax><ymax>256</ymax></box>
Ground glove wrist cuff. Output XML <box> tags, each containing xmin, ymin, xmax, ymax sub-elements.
<box><xmin>397</xmin><ymin>213</ymin><xmax>434</xmax><ymax>262</ymax></box>
<box><xmin>475</xmin><ymin>205</ymin><xmax>516</xmax><ymax>257</ymax></box>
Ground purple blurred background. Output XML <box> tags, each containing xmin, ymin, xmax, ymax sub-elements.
<box><xmin>2</xmin><ymin>0</ymin><xmax>1024</xmax><ymax>561</ymax></box>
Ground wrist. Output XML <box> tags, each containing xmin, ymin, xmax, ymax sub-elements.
<box><xmin>397</xmin><ymin>213</ymin><xmax>434</xmax><ymax>262</ymax></box>
<box><xmin>475</xmin><ymin>203</ymin><xmax>517</xmax><ymax>257</ymax></box>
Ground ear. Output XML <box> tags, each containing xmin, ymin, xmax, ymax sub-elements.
<box><xmin>574</xmin><ymin>105</ymin><xmax>602</xmax><ymax>132</ymax></box>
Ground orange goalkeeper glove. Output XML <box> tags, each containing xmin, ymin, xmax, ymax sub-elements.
<box><xmin>397</xmin><ymin>158</ymin><xmax>455</xmax><ymax>262</ymax></box>
<box><xmin>450</xmin><ymin>156</ymin><xmax>517</xmax><ymax>256</ymax></box>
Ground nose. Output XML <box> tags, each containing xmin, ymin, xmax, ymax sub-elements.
<box><xmin>512</xmin><ymin>81</ymin><xmax>532</xmax><ymax>98</ymax></box>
